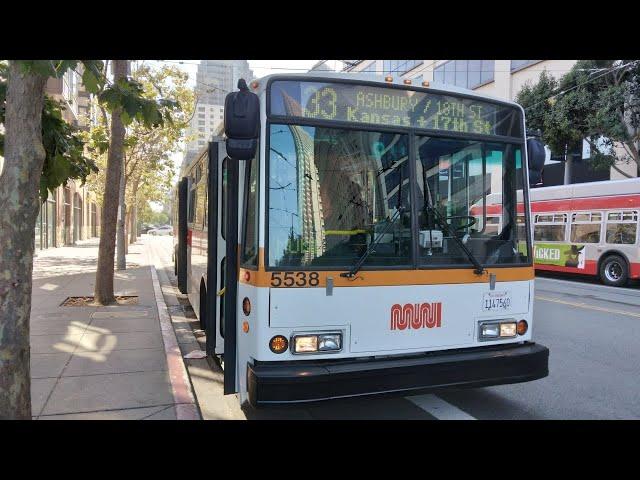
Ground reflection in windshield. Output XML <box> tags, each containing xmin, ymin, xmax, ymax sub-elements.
<box><xmin>416</xmin><ymin>137</ymin><xmax>529</xmax><ymax>266</ymax></box>
<box><xmin>268</xmin><ymin>124</ymin><xmax>411</xmax><ymax>268</ymax></box>
<box><xmin>267</xmin><ymin>125</ymin><xmax>529</xmax><ymax>270</ymax></box>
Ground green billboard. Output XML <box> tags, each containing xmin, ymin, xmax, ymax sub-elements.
<box><xmin>533</xmin><ymin>243</ymin><xmax>586</xmax><ymax>269</ymax></box>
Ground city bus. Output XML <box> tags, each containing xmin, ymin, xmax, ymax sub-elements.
<box><xmin>530</xmin><ymin>178</ymin><xmax>639</xmax><ymax>286</ymax></box>
<box><xmin>173</xmin><ymin>72</ymin><xmax>549</xmax><ymax>408</ymax></box>
<box><xmin>479</xmin><ymin>178</ymin><xmax>640</xmax><ymax>287</ymax></box>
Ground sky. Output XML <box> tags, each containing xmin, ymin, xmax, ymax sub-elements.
<box><xmin>159</xmin><ymin>60</ymin><xmax>320</xmax><ymax>182</ymax></box>
<box><xmin>153</xmin><ymin>60</ymin><xmax>320</xmax><ymax>88</ymax></box>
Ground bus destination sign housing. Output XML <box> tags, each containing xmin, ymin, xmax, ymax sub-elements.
<box><xmin>269</xmin><ymin>80</ymin><xmax>523</xmax><ymax>138</ymax></box>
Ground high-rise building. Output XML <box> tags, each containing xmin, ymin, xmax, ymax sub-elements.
<box><xmin>183</xmin><ymin>60</ymin><xmax>254</xmax><ymax>167</ymax></box>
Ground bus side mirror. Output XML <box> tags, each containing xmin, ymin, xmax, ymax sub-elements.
<box><xmin>224</xmin><ymin>79</ymin><xmax>260</xmax><ymax>160</ymax></box>
<box><xmin>526</xmin><ymin>137</ymin><xmax>545</xmax><ymax>188</ymax></box>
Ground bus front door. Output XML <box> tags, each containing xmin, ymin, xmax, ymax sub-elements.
<box><xmin>206</xmin><ymin>141</ymin><xmax>227</xmax><ymax>358</ymax></box>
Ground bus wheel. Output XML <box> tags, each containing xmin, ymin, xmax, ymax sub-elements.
<box><xmin>599</xmin><ymin>255</ymin><xmax>628</xmax><ymax>287</ymax></box>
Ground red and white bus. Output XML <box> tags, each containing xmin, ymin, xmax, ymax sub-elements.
<box><xmin>479</xmin><ymin>178</ymin><xmax>640</xmax><ymax>287</ymax></box>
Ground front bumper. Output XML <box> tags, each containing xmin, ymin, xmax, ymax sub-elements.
<box><xmin>247</xmin><ymin>342</ymin><xmax>549</xmax><ymax>407</ymax></box>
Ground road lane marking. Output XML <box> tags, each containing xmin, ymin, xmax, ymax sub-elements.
<box><xmin>535</xmin><ymin>296</ymin><xmax>640</xmax><ymax>318</ymax></box>
<box><xmin>406</xmin><ymin>394</ymin><xmax>476</xmax><ymax>420</ymax></box>
<box><xmin>535</xmin><ymin>276</ymin><xmax>639</xmax><ymax>296</ymax></box>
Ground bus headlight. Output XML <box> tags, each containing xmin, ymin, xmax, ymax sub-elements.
<box><xmin>293</xmin><ymin>335</ymin><xmax>318</xmax><ymax>353</ymax></box>
<box><xmin>292</xmin><ymin>333</ymin><xmax>342</xmax><ymax>354</ymax></box>
<box><xmin>479</xmin><ymin>321</ymin><xmax>517</xmax><ymax>341</ymax></box>
<box><xmin>318</xmin><ymin>334</ymin><xmax>342</xmax><ymax>351</ymax></box>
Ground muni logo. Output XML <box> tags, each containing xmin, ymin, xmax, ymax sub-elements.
<box><xmin>390</xmin><ymin>303</ymin><xmax>443</xmax><ymax>331</ymax></box>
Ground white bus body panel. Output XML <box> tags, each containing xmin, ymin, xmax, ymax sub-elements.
<box><xmin>262</xmin><ymin>280</ymin><xmax>533</xmax><ymax>360</ymax></box>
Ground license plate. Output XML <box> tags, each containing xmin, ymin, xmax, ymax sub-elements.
<box><xmin>482</xmin><ymin>291</ymin><xmax>512</xmax><ymax>312</ymax></box>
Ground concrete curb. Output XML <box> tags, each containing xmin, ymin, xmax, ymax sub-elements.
<box><xmin>150</xmin><ymin>264</ymin><xmax>200</xmax><ymax>420</ymax></box>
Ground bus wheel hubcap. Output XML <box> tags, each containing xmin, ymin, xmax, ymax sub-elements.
<box><xmin>606</xmin><ymin>262</ymin><xmax>622</xmax><ymax>281</ymax></box>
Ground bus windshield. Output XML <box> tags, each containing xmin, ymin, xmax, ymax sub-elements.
<box><xmin>268</xmin><ymin>124</ymin><xmax>411</xmax><ymax>268</ymax></box>
<box><xmin>267</xmin><ymin>123</ymin><xmax>530</xmax><ymax>269</ymax></box>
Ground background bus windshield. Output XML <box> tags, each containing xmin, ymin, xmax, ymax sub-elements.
<box><xmin>267</xmin><ymin>124</ymin><xmax>530</xmax><ymax>269</ymax></box>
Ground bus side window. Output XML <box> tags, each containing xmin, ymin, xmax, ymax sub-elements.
<box><xmin>485</xmin><ymin>216</ymin><xmax>500</xmax><ymax>235</ymax></box>
<box><xmin>534</xmin><ymin>213</ymin><xmax>567</xmax><ymax>242</ymax></box>
<box><xmin>605</xmin><ymin>210</ymin><xmax>638</xmax><ymax>244</ymax></box>
<box><xmin>221</xmin><ymin>158</ymin><xmax>227</xmax><ymax>240</ymax></box>
<box><xmin>570</xmin><ymin>212</ymin><xmax>602</xmax><ymax>244</ymax></box>
<box><xmin>188</xmin><ymin>181</ymin><xmax>196</xmax><ymax>224</ymax></box>
<box><xmin>241</xmin><ymin>149</ymin><xmax>259</xmax><ymax>268</ymax></box>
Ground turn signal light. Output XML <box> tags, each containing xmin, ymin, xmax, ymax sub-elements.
<box><xmin>242</xmin><ymin>297</ymin><xmax>251</xmax><ymax>316</ymax></box>
<box><xmin>269</xmin><ymin>335</ymin><xmax>288</xmax><ymax>354</ymax></box>
<box><xmin>517</xmin><ymin>320</ymin><xmax>528</xmax><ymax>335</ymax></box>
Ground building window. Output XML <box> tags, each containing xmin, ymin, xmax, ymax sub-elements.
<box><xmin>361</xmin><ymin>61</ymin><xmax>377</xmax><ymax>73</ymax></box>
<box><xmin>383</xmin><ymin>60</ymin><xmax>423</xmax><ymax>76</ymax></box>
<box><xmin>434</xmin><ymin>60</ymin><xmax>495</xmax><ymax>89</ymax></box>
<box><xmin>47</xmin><ymin>197</ymin><xmax>56</xmax><ymax>248</ymax></box>
<box><xmin>511</xmin><ymin>60</ymin><xmax>541</xmax><ymax>72</ymax></box>
<box><xmin>35</xmin><ymin>206</ymin><xmax>42</xmax><ymax>250</ymax></box>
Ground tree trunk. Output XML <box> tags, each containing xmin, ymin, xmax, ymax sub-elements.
<box><xmin>116</xmin><ymin>154</ymin><xmax>126</xmax><ymax>269</ymax></box>
<box><xmin>129</xmin><ymin>206</ymin><xmax>137</xmax><ymax>244</ymax></box>
<box><xmin>95</xmin><ymin>59</ymin><xmax>127</xmax><ymax>304</ymax></box>
<box><xmin>129</xmin><ymin>177</ymin><xmax>140</xmax><ymax>245</ymax></box>
<box><xmin>0</xmin><ymin>62</ymin><xmax>47</xmax><ymax>419</ymax></box>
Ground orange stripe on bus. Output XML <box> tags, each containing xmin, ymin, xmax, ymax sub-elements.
<box><xmin>239</xmin><ymin>265</ymin><xmax>534</xmax><ymax>288</ymax></box>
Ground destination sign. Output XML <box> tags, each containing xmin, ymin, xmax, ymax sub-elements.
<box><xmin>269</xmin><ymin>80</ymin><xmax>522</xmax><ymax>137</ymax></box>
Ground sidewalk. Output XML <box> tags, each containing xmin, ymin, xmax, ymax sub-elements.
<box><xmin>30</xmin><ymin>238</ymin><xmax>199</xmax><ymax>420</ymax></box>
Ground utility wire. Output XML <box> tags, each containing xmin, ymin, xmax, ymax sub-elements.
<box><xmin>523</xmin><ymin>60</ymin><xmax>640</xmax><ymax>111</ymax></box>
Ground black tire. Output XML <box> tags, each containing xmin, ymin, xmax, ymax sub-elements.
<box><xmin>599</xmin><ymin>255</ymin><xmax>629</xmax><ymax>287</ymax></box>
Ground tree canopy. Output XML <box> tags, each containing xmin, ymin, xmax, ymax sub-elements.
<box><xmin>0</xmin><ymin>60</ymin><xmax>180</xmax><ymax>200</ymax></box>
<box><xmin>516</xmin><ymin>60</ymin><xmax>640</xmax><ymax>177</ymax></box>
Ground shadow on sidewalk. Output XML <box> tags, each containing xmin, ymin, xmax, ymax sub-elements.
<box><xmin>30</xmin><ymin>243</ymin><xmax>176</xmax><ymax>420</ymax></box>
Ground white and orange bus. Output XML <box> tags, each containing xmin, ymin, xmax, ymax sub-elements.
<box><xmin>478</xmin><ymin>178</ymin><xmax>640</xmax><ymax>287</ymax></box>
<box><xmin>173</xmin><ymin>72</ymin><xmax>549</xmax><ymax>408</ymax></box>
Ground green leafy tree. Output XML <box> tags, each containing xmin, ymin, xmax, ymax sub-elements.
<box><xmin>121</xmin><ymin>64</ymin><xmax>192</xmax><ymax>244</ymax></box>
<box><xmin>516</xmin><ymin>60</ymin><xmax>640</xmax><ymax>177</ymax></box>
<box><xmin>0</xmin><ymin>59</ymin><xmax>170</xmax><ymax>419</ymax></box>
<box><xmin>1</xmin><ymin>62</ymin><xmax>99</xmax><ymax>199</ymax></box>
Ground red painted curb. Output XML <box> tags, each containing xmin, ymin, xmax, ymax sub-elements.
<box><xmin>150</xmin><ymin>265</ymin><xmax>200</xmax><ymax>420</ymax></box>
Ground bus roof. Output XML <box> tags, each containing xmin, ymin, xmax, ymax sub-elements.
<box><xmin>529</xmin><ymin>177</ymin><xmax>640</xmax><ymax>202</ymax></box>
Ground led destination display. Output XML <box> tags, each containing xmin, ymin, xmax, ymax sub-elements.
<box><xmin>270</xmin><ymin>80</ymin><xmax>523</xmax><ymax>137</ymax></box>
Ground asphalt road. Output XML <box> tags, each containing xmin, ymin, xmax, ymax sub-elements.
<box><xmin>149</xmin><ymin>236</ymin><xmax>640</xmax><ymax>420</ymax></box>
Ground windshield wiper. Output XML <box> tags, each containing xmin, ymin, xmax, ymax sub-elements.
<box><xmin>427</xmin><ymin>205</ymin><xmax>485</xmax><ymax>275</ymax></box>
<box><xmin>340</xmin><ymin>206</ymin><xmax>405</xmax><ymax>278</ymax></box>
<box><xmin>421</xmin><ymin>168</ymin><xmax>485</xmax><ymax>275</ymax></box>
<box><xmin>342</xmin><ymin>159</ymin><xmax>405</xmax><ymax>278</ymax></box>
